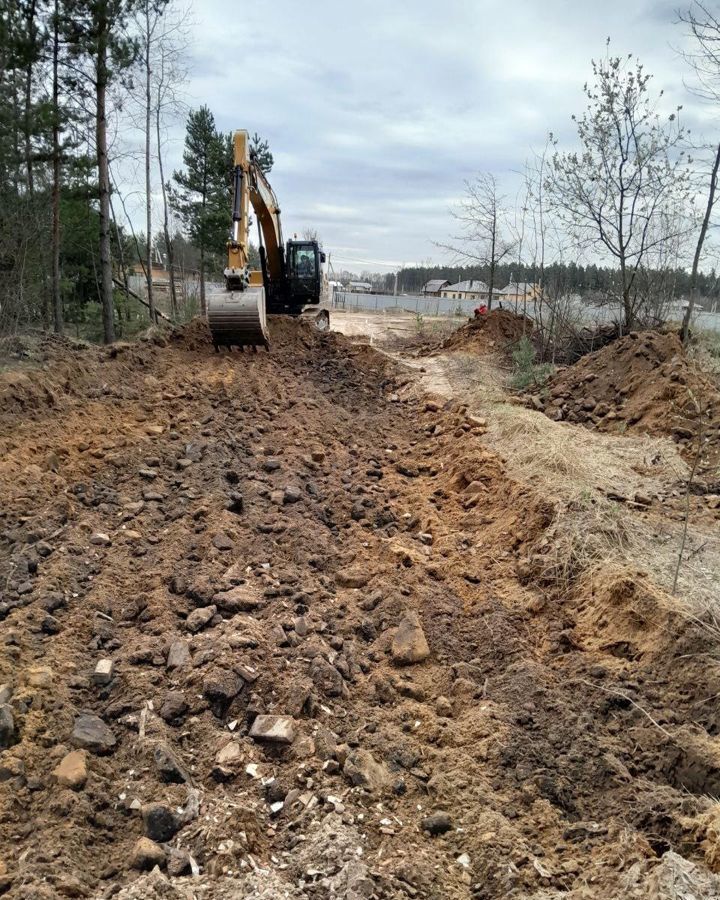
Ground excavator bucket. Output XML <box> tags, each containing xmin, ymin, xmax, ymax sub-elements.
<box><xmin>207</xmin><ymin>286</ymin><xmax>269</xmax><ymax>350</ymax></box>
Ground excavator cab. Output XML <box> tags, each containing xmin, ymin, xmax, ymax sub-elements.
<box><xmin>286</xmin><ymin>240</ymin><xmax>325</xmax><ymax>308</ymax></box>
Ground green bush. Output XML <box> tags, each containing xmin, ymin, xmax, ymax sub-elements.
<box><xmin>510</xmin><ymin>335</ymin><xmax>554</xmax><ymax>390</ymax></box>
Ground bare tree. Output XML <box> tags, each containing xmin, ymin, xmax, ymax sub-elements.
<box><xmin>436</xmin><ymin>173</ymin><xmax>516</xmax><ymax>309</ymax></box>
<box><xmin>678</xmin><ymin>3</ymin><xmax>720</xmax><ymax>342</ymax></box>
<box><xmin>124</xmin><ymin>0</ymin><xmax>189</xmax><ymax>319</ymax></box>
<box><xmin>547</xmin><ymin>50</ymin><xmax>692</xmax><ymax>329</ymax></box>
<box><xmin>150</xmin><ymin>2</ymin><xmax>189</xmax><ymax>319</ymax></box>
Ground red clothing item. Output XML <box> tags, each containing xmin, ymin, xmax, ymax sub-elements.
<box><xmin>474</xmin><ymin>304</ymin><xmax>488</xmax><ymax>318</ymax></box>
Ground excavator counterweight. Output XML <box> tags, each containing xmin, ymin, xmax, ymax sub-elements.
<box><xmin>207</xmin><ymin>130</ymin><xmax>326</xmax><ymax>350</ymax></box>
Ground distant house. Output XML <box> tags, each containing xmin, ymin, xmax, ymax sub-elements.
<box><xmin>498</xmin><ymin>282</ymin><xmax>541</xmax><ymax>308</ymax></box>
<box><xmin>348</xmin><ymin>281</ymin><xmax>372</xmax><ymax>293</ymax></box>
<box><xmin>441</xmin><ymin>279</ymin><xmax>495</xmax><ymax>302</ymax></box>
<box><xmin>422</xmin><ymin>279</ymin><xmax>450</xmax><ymax>296</ymax></box>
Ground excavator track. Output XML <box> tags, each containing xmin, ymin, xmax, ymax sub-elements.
<box><xmin>207</xmin><ymin>286</ymin><xmax>269</xmax><ymax>350</ymax></box>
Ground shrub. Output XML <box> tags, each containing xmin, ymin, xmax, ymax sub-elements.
<box><xmin>511</xmin><ymin>335</ymin><xmax>554</xmax><ymax>390</ymax></box>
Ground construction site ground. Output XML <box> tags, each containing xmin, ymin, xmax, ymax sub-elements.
<box><xmin>1</xmin><ymin>311</ymin><xmax>720</xmax><ymax>899</ymax></box>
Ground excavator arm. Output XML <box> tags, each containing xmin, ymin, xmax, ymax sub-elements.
<box><xmin>207</xmin><ymin>129</ymin><xmax>326</xmax><ymax>350</ymax></box>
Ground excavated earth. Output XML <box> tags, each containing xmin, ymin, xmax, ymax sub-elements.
<box><xmin>441</xmin><ymin>310</ymin><xmax>533</xmax><ymax>357</ymax></box>
<box><xmin>1</xmin><ymin>320</ymin><xmax>720</xmax><ymax>899</ymax></box>
<box><xmin>534</xmin><ymin>330</ymin><xmax>720</xmax><ymax>481</ymax></box>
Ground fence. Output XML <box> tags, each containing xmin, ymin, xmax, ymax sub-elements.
<box><xmin>331</xmin><ymin>289</ymin><xmax>720</xmax><ymax>334</ymax></box>
<box><xmin>332</xmin><ymin>290</ymin><xmax>476</xmax><ymax>318</ymax></box>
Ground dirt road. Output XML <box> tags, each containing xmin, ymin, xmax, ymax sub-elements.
<box><xmin>1</xmin><ymin>318</ymin><xmax>720</xmax><ymax>899</ymax></box>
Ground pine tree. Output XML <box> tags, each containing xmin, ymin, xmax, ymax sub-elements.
<box><xmin>63</xmin><ymin>0</ymin><xmax>167</xmax><ymax>343</ymax></box>
<box><xmin>250</xmin><ymin>131</ymin><xmax>273</xmax><ymax>175</ymax></box>
<box><xmin>170</xmin><ymin>106</ymin><xmax>229</xmax><ymax>315</ymax></box>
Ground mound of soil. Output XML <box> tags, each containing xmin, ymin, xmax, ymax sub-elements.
<box><xmin>2</xmin><ymin>316</ymin><xmax>720</xmax><ymax>898</ymax></box>
<box><xmin>534</xmin><ymin>330</ymin><xmax>720</xmax><ymax>471</ymax></box>
<box><xmin>442</xmin><ymin>309</ymin><xmax>533</xmax><ymax>355</ymax></box>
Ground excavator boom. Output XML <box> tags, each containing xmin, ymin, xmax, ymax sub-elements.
<box><xmin>207</xmin><ymin>129</ymin><xmax>326</xmax><ymax>350</ymax></box>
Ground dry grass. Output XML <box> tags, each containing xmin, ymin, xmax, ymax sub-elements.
<box><xmin>487</xmin><ymin>402</ymin><xmax>688</xmax><ymax>500</ymax></box>
<box><xmin>395</xmin><ymin>347</ymin><xmax>720</xmax><ymax>612</ymax></box>
<box><xmin>531</xmin><ymin>501</ymin><xmax>629</xmax><ymax>595</ymax></box>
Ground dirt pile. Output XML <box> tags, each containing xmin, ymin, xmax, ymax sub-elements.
<box><xmin>441</xmin><ymin>309</ymin><xmax>533</xmax><ymax>355</ymax></box>
<box><xmin>533</xmin><ymin>330</ymin><xmax>720</xmax><ymax>468</ymax></box>
<box><xmin>1</xmin><ymin>316</ymin><xmax>720</xmax><ymax>898</ymax></box>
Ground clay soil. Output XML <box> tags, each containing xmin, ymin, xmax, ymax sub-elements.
<box><xmin>440</xmin><ymin>309</ymin><xmax>533</xmax><ymax>357</ymax></box>
<box><xmin>2</xmin><ymin>319</ymin><xmax>720</xmax><ymax>899</ymax></box>
<box><xmin>536</xmin><ymin>330</ymin><xmax>720</xmax><ymax>479</ymax></box>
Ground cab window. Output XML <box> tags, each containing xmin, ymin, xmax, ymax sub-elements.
<box><xmin>292</xmin><ymin>247</ymin><xmax>316</xmax><ymax>277</ymax></box>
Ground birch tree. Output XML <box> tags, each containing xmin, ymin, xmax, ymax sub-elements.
<box><xmin>436</xmin><ymin>173</ymin><xmax>516</xmax><ymax>309</ymax></box>
<box><xmin>547</xmin><ymin>52</ymin><xmax>691</xmax><ymax>329</ymax></box>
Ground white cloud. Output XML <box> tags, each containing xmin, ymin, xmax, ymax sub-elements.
<box><xmin>118</xmin><ymin>0</ymin><xmax>708</xmax><ymax>273</ymax></box>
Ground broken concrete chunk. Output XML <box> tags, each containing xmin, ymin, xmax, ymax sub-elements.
<box><xmin>90</xmin><ymin>532</ymin><xmax>111</xmax><ymax>546</ymax></box>
<box><xmin>249</xmin><ymin>715</ymin><xmax>295</xmax><ymax>744</ymax></box>
<box><xmin>92</xmin><ymin>658</ymin><xmax>114</xmax><ymax>686</ymax></box>
<box><xmin>392</xmin><ymin>610</ymin><xmax>430</xmax><ymax>665</ymax></box>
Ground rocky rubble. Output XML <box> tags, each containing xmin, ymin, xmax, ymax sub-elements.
<box><xmin>0</xmin><ymin>318</ymin><xmax>719</xmax><ymax>898</ymax></box>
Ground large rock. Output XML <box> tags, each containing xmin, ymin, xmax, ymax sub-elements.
<box><xmin>153</xmin><ymin>742</ymin><xmax>191</xmax><ymax>784</ymax></box>
<box><xmin>421</xmin><ymin>812</ymin><xmax>452</xmax><ymax>835</ymax></box>
<box><xmin>70</xmin><ymin>714</ymin><xmax>116</xmax><ymax>754</ymax></box>
<box><xmin>52</xmin><ymin>750</ymin><xmax>88</xmax><ymax>790</ymax></box>
<box><xmin>130</xmin><ymin>837</ymin><xmax>166</xmax><ymax>871</ymax></box>
<box><xmin>343</xmin><ymin>749</ymin><xmax>389</xmax><ymax>793</ymax></box>
<box><xmin>159</xmin><ymin>691</ymin><xmax>188</xmax><ymax>724</ymax></box>
<box><xmin>213</xmin><ymin>585</ymin><xmax>262</xmax><ymax>613</ymax></box>
<box><xmin>392</xmin><ymin>611</ymin><xmax>430</xmax><ymax>665</ymax></box>
<box><xmin>336</xmin><ymin>570</ymin><xmax>372</xmax><ymax>589</ymax></box>
<box><xmin>310</xmin><ymin>656</ymin><xmax>346</xmax><ymax>698</ymax></box>
<box><xmin>141</xmin><ymin>802</ymin><xmax>179</xmax><ymax>842</ymax></box>
<box><xmin>249</xmin><ymin>715</ymin><xmax>295</xmax><ymax>744</ymax></box>
<box><xmin>0</xmin><ymin>706</ymin><xmax>15</xmax><ymax>749</ymax></box>
<box><xmin>166</xmin><ymin>638</ymin><xmax>191</xmax><ymax>670</ymax></box>
<box><xmin>203</xmin><ymin>669</ymin><xmax>243</xmax><ymax>716</ymax></box>
<box><xmin>185</xmin><ymin>605</ymin><xmax>216</xmax><ymax>633</ymax></box>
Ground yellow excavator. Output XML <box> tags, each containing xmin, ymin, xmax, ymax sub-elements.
<box><xmin>207</xmin><ymin>130</ymin><xmax>328</xmax><ymax>349</ymax></box>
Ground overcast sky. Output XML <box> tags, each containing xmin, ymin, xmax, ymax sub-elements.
<box><xmin>127</xmin><ymin>0</ymin><xmax>712</xmax><ymax>274</ymax></box>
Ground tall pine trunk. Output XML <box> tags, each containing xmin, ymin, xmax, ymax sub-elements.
<box><xmin>23</xmin><ymin>0</ymin><xmax>36</xmax><ymax>196</ymax></box>
<box><xmin>51</xmin><ymin>0</ymin><xmax>62</xmax><ymax>333</ymax></box>
<box><xmin>96</xmin><ymin>10</ymin><xmax>115</xmax><ymax>344</ymax></box>
<box><xmin>144</xmin><ymin>3</ymin><xmax>155</xmax><ymax>322</ymax></box>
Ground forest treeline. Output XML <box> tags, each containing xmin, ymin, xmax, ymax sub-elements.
<box><xmin>387</xmin><ymin>262</ymin><xmax>720</xmax><ymax>307</ymax></box>
<box><xmin>3</xmin><ymin>1</ymin><xmax>720</xmax><ymax>341</ymax></box>
<box><xmin>0</xmin><ymin>0</ymin><xmax>273</xmax><ymax>341</ymax></box>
